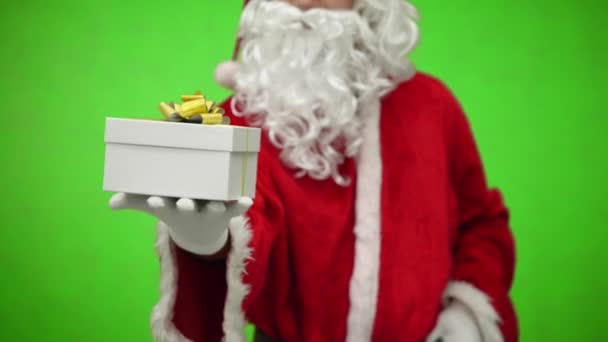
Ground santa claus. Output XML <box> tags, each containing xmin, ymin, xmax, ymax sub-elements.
<box><xmin>110</xmin><ymin>0</ymin><xmax>518</xmax><ymax>341</ymax></box>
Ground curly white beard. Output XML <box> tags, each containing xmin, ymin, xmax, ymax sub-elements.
<box><xmin>232</xmin><ymin>0</ymin><xmax>419</xmax><ymax>185</ymax></box>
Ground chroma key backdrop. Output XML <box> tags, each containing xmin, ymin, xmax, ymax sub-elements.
<box><xmin>0</xmin><ymin>0</ymin><xmax>606</xmax><ymax>341</ymax></box>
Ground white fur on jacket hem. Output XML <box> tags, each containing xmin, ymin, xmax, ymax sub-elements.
<box><xmin>443</xmin><ymin>281</ymin><xmax>504</xmax><ymax>342</ymax></box>
<box><xmin>151</xmin><ymin>222</ymin><xmax>191</xmax><ymax>342</ymax></box>
<box><xmin>346</xmin><ymin>97</ymin><xmax>383</xmax><ymax>342</ymax></box>
<box><xmin>223</xmin><ymin>216</ymin><xmax>253</xmax><ymax>342</ymax></box>
<box><xmin>150</xmin><ymin>218</ymin><xmax>253</xmax><ymax>342</ymax></box>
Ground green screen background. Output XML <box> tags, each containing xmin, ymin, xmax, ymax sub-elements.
<box><xmin>0</xmin><ymin>0</ymin><xmax>606</xmax><ymax>341</ymax></box>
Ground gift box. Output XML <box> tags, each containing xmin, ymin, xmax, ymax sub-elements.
<box><xmin>103</xmin><ymin>118</ymin><xmax>261</xmax><ymax>201</ymax></box>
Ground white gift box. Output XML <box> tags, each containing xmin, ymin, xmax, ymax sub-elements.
<box><xmin>103</xmin><ymin>118</ymin><xmax>261</xmax><ymax>201</ymax></box>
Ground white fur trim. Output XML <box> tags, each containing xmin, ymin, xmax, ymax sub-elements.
<box><xmin>151</xmin><ymin>218</ymin><xmax>253</xmax><ymax>342</ymax></box>
<box><xmin>222</xmin><ymin>216</ymin><xmax>254</xmax><ymax>342</ymax></box>
<box><xmin>214</xmin><ymin>61</ymin><xmax>241</xmax><ymax>90</ymax></box>
<box><xmin>443</xmin><ymin>281</ymin><xmax>504</xmax><ymax>342</ymax></box>
<box><xmin>151</xmin><ymin>222</ymin><xmax>191</xmax><ymax>342</ymax></box>
<box><xmin>346</xmin><ymin>98</ymin><xmax>383</xmax><ymax>341</ymax></box>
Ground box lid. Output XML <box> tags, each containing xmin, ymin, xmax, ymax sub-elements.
<box><xmin>105</xmin><ymin>118</ymin><xmax>261</xmax><ymax>152</ymax></box>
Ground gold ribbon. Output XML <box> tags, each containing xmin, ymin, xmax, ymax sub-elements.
<box><xmin>241</xmin><ymin>129</ymin><xmax>249</xmax><ymax>196</ymax></box>
<box><xmin>158</xmin><ymin>90</ymin><xmax>230</xmax><ymax>125</ymax></box>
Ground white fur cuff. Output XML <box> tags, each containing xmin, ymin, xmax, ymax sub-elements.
<box><xmin>442</xmin><ymin>281</ymin><xmax>504</xmax><ymax>342</ymax></box>
<box><xmin>151</xmin><ymin>222</ymin><xmax>191</xmax><ymax>342</ymax></box>
<box><xmin>222</xmin><ymin>215</ymin><xmax>253</xmax><ymax>342</ymax></box>
<box><xmin>150</xmin><ymin>217</ymin><xmax>253</xmax><ymax>342</ymax></box>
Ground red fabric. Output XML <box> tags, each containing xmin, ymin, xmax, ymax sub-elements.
<box><xmin>443</xmin><ymin>89</ymin><xmax>518</xmax><ymax>341</ymax></box>
<box><xmin>172</xmin><ymin>247</ymin><xmax>227</xmax><ymax>342</ymax></box>
<box><xmin>170</xmin><ymin>72</ymin><xmax>518</xmax><ymax>341</ymax></box>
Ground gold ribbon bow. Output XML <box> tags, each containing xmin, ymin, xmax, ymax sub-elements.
<box><xmin>158</xmin><ymin>90</ymin><xmax>230</xmax><ymax>125</ymax></box>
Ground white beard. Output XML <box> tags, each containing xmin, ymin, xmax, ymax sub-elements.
<box><xmin>232</xmin><ymin>0</ymin><xmax>419</xmax><ymax>185</ymax></box>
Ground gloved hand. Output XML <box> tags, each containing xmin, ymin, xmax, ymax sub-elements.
<box><xmin>426</xmin><ymin>300</ymin><xmax>482</xmax><ymax>342</ymax></box>
<box><xmin>109</xmin><ymin>193</ymin><xmax>252</xmax><ymax>255</ymax></box>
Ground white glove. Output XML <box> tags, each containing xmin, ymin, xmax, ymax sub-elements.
<box><xmin>426</xmin><ymin>300</ymin><xmax>482</xmax><ymax>342</ymax></box>
<box><xmin>109</xmin><ymin>193</ymin><xmax>252</xmax><ymax>255</ymax></box>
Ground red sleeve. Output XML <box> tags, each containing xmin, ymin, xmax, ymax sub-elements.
<box><xmin>172</xmin><ymin>248</ymin><xmax>228</xmax><ymax>341</ymax></box>
<box><xmin>169</xmin><ymin>98</ymin><xmax>284</xmax><ymax>341</ymax></box>
<box><xmin>444</xmin><ymin>87</ymin><xmax>518</xmax><ymax>342</ymax></box>
<box><xmin>240</xmin><ymin>163</ymin><xmax>284</xmax><ymax>314</ymax></box>
<box><xmin>172</xmin><ymin>181</ymin><xmax>282</xmax><ymax>341</ymax></box>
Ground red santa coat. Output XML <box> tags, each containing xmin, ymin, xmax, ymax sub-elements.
<box><xmin>149</xmin><ymin>72</ymin><xmax>518</xmax><ymax>342</ymax></box>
